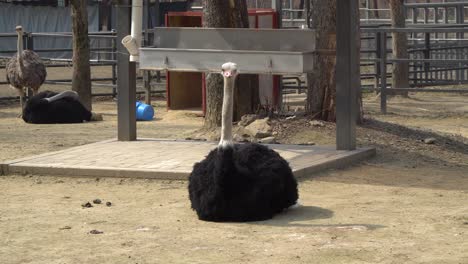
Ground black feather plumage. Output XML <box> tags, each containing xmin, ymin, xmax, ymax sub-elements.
<box><xmin>188</xmin><ymin>143</ymin><xmax>298</xmax><ymax>222</ymax></box>
<box><xmin>22</xmin><ymin>91</ymin><xmax>92</xmax><ymax>124</ymax></box>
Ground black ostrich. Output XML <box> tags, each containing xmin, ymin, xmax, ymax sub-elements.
<box><xmin>188</xmin><ymin>62</ymin><xmax>299</xmax><ymax>222</ymax></box>
<box><xmin>22</xmin><ymin>90</ymin><xmax>92</xmax><ymax>124</ymax></box>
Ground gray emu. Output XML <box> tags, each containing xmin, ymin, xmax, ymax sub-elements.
<box><xmin>188</xmin><ymin>62</ymin><xmax>299</xmax><ymax>222</ymax></box>
<box><xmin>6</xmin><ymin>26</ymin><xmax>47</xmax><ymax>114</ymax></box>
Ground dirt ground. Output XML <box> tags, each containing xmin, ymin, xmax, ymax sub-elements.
<box><xmin>1</xmin><ymin>87</ymin><xmax>468</xmax><ymax>263</ymax></box>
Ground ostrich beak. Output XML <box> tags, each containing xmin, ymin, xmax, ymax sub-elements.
<box><xmin>222</xmin><ymin>68</ymin><xmax>238</xmax><ymax>78</ymax></box>
<box><xmin>15</xmin><ymin>26</ymin><xmax>23</xmax><ymax>32</ymax></box>
<box><xmin>223</xmin><ymin>70</ymin><xmax>234</xmax><ymax>77</ymax></box>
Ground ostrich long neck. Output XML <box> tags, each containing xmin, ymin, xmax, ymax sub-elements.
<box><xmin>16</xmin><ymin>31</ymin><xmax>24</xmax><ymax>74</ymax></box>
<box><xmin>44</xmin><ymin>91</ymin><xmax>79</xmax><ymax>103</ymax></box>
<box><xmin>219</xmin><ymin>75</ymin><xmax>236</xmax><ymax>147</ymax></box>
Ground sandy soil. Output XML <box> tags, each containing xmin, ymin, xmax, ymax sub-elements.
<box><xmin>0</xmin><ymin>89</ymin><xmax>467</xmax><ymax>263</ymax></box>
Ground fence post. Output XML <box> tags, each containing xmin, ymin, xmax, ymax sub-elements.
<box><xmin>143</xmin><ymin>71</ymin><xmax>152</xmax><ymax>104</ymax></box>
<box><xmin>380</xmin><ymin>32</ymin><xmax>387</xmax><ymax>114</ymax></box>
<box><xmin>111</xmin><ymin>29</ymin><xmax>117</xmax><ymax>98</ymax></box>
<box><xmin>272</xmin><ymin>0</ymin><xmax>283</xmax><ymax>111</ymax></box>
<box><xmin>424</xmin><ymin>32</ymin><xmax>430</xmax><ymax>82</ymax></box>
<box><xmin>374</xmin><ymin>32</ymin><xmax>381</xmax><ymax>93</ymax></box>
<box><xmin>26</xmin><ymin>32</ymin><xmax>34</xmax><ymax>98</ymax></box>
<box><xmin>336</xmin><ymin>0</ymin><xmax>358</xmax><ymax>150</ymax></box>
<box><xmin>117</xmin><ymin>0</ymin><xmax>137</xmax><ymax>141</ymax></box>
<box><xmin>456</xmin><ymin>4</ymin><xmax>464</xmax><ymax>82</ymax></box>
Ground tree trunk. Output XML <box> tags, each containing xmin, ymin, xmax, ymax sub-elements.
<box><xmin>70</xmin><ymin>0</ymin><xmax>92</xmax><ymax>110</ymax></box>
<box><xmin>389</xmin><ymin>0</ymin><xmax>409</xmax><ymax>96</ymax></box>
<box><xmin>203</xmin><ymin>0</ymin><xmax>260</xmax><ymax>128</ymax></box>
<box><xmin>306</xmin><ymin>0</ymin><xmax>362</xmax><ymax>123</ymax></box>
<box><xmin>306</xmin><ymin>0</ymin><xmax>337</xmax><ymax>121</ymax></box>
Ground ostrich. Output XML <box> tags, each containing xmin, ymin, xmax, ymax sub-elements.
<box><xmin>6</xmin><ymin>26</ymin><xmax>47</xmax><ymax>114</ymax></box>
<box><xmin>22</xmin><ymin>90</ymin><xmax>93</xmax><ymax>124</ymax></box>
<box><xmin>188</xmin><ymin>62</ymin><xmax>299</xmax><ymax>222</ymax></box>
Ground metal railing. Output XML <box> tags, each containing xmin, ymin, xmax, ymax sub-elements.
<box><xmin>0</xmin><ymin>30</ymin><xmax>165</xmax><ymax>101</ymax></box>
<box><xmin>362</xmin><ymin>26</ymin><xmax>468</xmax><ymax>114</ymax></box>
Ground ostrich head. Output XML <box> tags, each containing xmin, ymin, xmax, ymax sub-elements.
<box><xmin>15</xmin><ymin>26</ymin><xmax>23</xmax><ymax>33</ymax></box>
<box><xmin>219</xmin><ymin>62</ymin><xmax>239</xmax><ymax>148</ymax></box>
<box><xmin>221</xmin><ymin>62</ymin><xmax>239</xmax><ymax>79</ymax></box>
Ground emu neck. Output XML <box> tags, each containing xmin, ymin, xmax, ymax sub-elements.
<box><xmin>16</xmin><ymin>31</ymin><xmax>24</xmax><ymax>74</ymax></box>
<box><xmin>219</xmin><ymin>76</ymin><xmax>236</xmax><ymax>148</ymax></box>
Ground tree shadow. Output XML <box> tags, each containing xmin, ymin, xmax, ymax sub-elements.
<box><xmin>362</xmin><ymin>118</ymin><xmax>468</xmax><ymax>155</ymax></box>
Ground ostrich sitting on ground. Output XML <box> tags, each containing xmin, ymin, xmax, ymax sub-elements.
<box><xmin>6</xmin><ymin>26</ymin><xmax>47</xmax><ymax>115</ymax></box>
<box><xmin>188</xmin><ymin>62</ymin><xmax>299</xmax><ymax>222</ymax></box>
<box><xmin>22</xmin><ymin>90</ymin><xmax>93</xmax><ymax>124</ymax></box>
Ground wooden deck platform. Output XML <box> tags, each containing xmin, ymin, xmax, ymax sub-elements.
<box><xmin>1</xmin><ymin>138</ymin><xmax>375</xmax><ymax>180</ymax></box>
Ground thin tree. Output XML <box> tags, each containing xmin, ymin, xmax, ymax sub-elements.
<box><xmin>305</xmin><ymin>0</ymin><xmax>362</xmax><ymax>122</ymax></box>
<box><xmin>203</xmin><ymin>0</ymin><xmax>259</xmax><ymax>128</ymax></box>
<box><xmin>389</xmin><ymin>0</ymin><xmax>409</xmax><ymax>96</ymax></box>
<box><xmin>70</xmin><ymin>0</ymin><xmax>92</xmax><ymax>110</ymax></box>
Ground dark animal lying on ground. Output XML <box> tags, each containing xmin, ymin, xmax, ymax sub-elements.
<box><xmin>22</xmin><ymin>90</ymin><xmax>92</xmax><ymax>124</ymax></box>
<box><xmin>188</xmin><ymin>62</ymin><xmax>298</xmax><ymax>222</ymax></box>
<box><xmin>189</xmin><ymin>143</ymin><xmax>299</xmax><ymax>222</ymax></box>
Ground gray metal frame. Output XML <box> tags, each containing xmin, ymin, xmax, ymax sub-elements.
<box><xmin>116</xmin><ymin>1</ymin><xmax>360</xmax><ymax>151</ymax></box>
<box><xmin>363</xmin><ymin>26</ymin><xmax>468</xmax><ymax>114</ymax></box>
<box><xmin>336</xmin><ymin>0</ymin><xmax>358</xmax><ymax>150</ymax></box>
<box><xmin>139</xmin><ymin>27</ymin><xmax>316</xmax><ymax>75</ymax></box>
<box><xmin>116</xmin><ymin>0</ymin><xmax>137</xmax><ymax>141</ymax></box>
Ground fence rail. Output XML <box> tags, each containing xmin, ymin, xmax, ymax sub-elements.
<box><xmin>362</xmin><ymin>26</ymin><xmax>468</xmax><ymax>114</ymax></box>
<box><xmin>0</xmin><ymin>30</ymin><xmax>167</xmax><ymax>102</ymax></box>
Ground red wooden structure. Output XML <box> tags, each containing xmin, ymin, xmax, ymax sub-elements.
<box><xmin>165</xmin><ymin>9</ymin><xmax>280</xmax><ymax>114</ymax></box>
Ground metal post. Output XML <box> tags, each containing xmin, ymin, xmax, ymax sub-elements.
<box><xmin>143</xmin><ymin>71</ymin><xmax>152</xmax><ymax>104</ymax></box>
<box><xmin>272</xmin><ymin>0</ymin><xmax>283</xmax><ymax>28</ymax></box>
<box><xmin>379</xmin><ymin>32</ymin><xmax>387</xmax><ymax>114</ymax></box>
<box><xmin>374</xmin><ymin>32</ymin><xmax>381</xmax><ymax>93</ymax></box>
<box><xmin>424</xmin><ymin>32</ymin><xmax>430</xmax><ymax>82</ymax></box>
<box><xmin>154</xmin><ymin>0</ymin><xmax>162</xmax><ymax>83</ymax></box>
<box><xmin>26</xmin><ymin>32</ymin><xmax>34</xmax><ymax>98</ymax></box>
<box><xmin>457</xmin><ymin>4</ymin><xmax>464</xmax><ymax>82</ymax></box>
<box><xmin>143</xmin><ymin>0</ymin><xmax>151</xmax><ymax>105</ymax></box>
<box><xmin>365</xmin><ymin>0</ymin><xmax>369</xmax><ymax>20</ymax></box>
<box><xmin>304</xmin><ymin>0</ymin><xmax>310</xmax><ymax>28</ymax></box>
<box><xmin>412</xmin><ymin>8</ymin><xmax>418</xmax><ymax>46</ymax></box>
<box><xmin>117</xmin><ymin>0</ymin><xmax>137</xmax><ymax>141</ymax></box>
<box><xmin>154</xmin><ymin>0</ymin><xmax>160</xmax><ymax>26</ymax></box>
<box><xmin>272</xmin><ymin>0</ymin><xmax>283</xmax><ymax>110</ymax></box>
<box><xmin>336</xmin><ymin>0</ymin><xmax>358</xmax><ymax>151</ymax></box>
<box><xmin>111</xmin><ymin>29</ymin><xmax>117</xmax><ymax>98</ymax></box>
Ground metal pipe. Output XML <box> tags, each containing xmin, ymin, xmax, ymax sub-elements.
<box><xmin>122</xmin><ymin>0</ymin><xmax>143</xmax><ymax>62</ymax></box>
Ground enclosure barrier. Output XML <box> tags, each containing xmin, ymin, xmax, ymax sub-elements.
<box><xmin>0</xmin><ymin>30</ymin><xmax>165</xmax><ymax>101</ymax></box>
<box><xmin>362</xmin><ymin>26</ymin><xmax>468</xmax><ymax>114</ymax></box>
